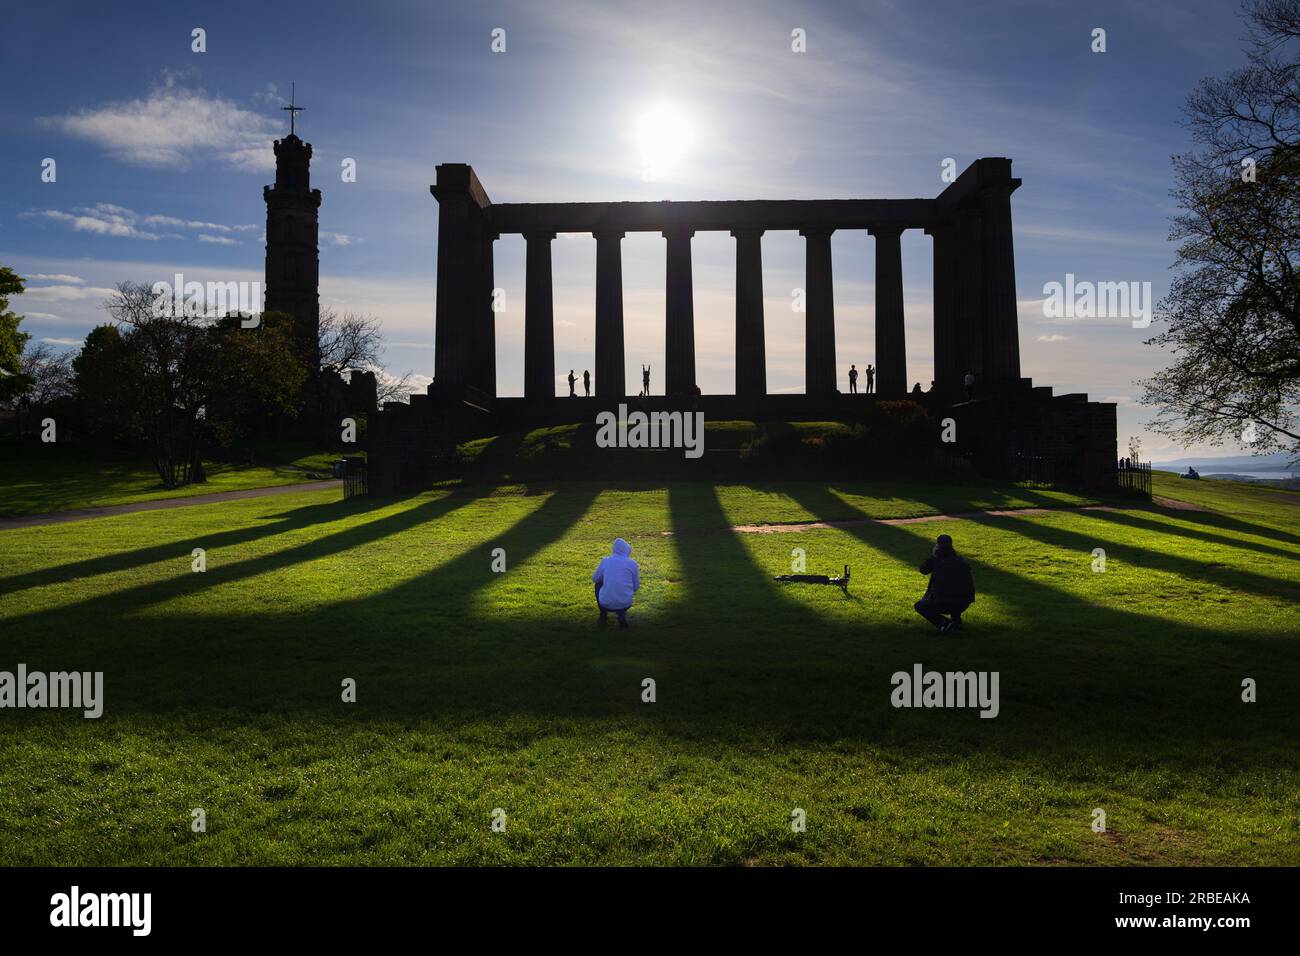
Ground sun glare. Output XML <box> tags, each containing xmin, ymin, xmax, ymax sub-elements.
<box><xmin>633</xmin><ymin>101</ymin><xmax>696</xmax><ymax>182</ymax></box>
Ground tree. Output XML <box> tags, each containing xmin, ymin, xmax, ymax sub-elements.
<box><xmin>18</xmin><ymin>342</ymin><xmax>75</xmax><ymax>407</ymax></box>
<box><xmin>1140</xmin><ymin>0</ymin><xmax>1300</xmax><ymax>459</ymax></box>
<box><xmin>0</xmin><ymin>266</ymin><xmax>33</xmax><ymax>405</ymax></box>
<box><xmin>73</xmin><ymin>324</ymin><xmax>141</xmax><ymax>442</ymax></box>
<box><xmin>318</xmin><ymin>306</ymin><xmax>416</xmax><ymax>404</ymax></box>
<box><xmin>91</xmin><ymin>282</ymin><xmax>306</xmax><ymax>487</ymax></box>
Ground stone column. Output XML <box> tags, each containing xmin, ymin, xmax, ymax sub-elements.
<box><xmin>593</xmin><ymin>227</ymin><xmax>625</xmax><ymax>399</ymax></box>
<box><xmin>431</xmin><ymin>164</ymin><xmax>491</xmax><ymax>389</ymax></box>
<box><xmin>523</xmin><ymin>229</ymin><xmax>556</xmax><ymax>401</ymax></box>
<box><xmin>925</xmin><ymin>222</ymin><xmax>957</xmax><ymax>395</ymax></box>
<box><xmin>477</xmin><ymin>229</ymin><xmax>498</xmax><ymax>396</ymax></box>
<box><xmin>663</xmin><ymin>226</ymin><xmax>696</xmax><ymax>396</ymax></box>
<box><xmin>732</xmin><ymin>227</ymin><xmax>766</xmax><ymax>396</ymax></box>
<box><xmin>800</xmin><ymin>227</ymin><xmax>836</xmax><ymax>395</ymax></box>
<box><xmin>870</xmin><ymin>224</ymin><xmax>906</xmax><ymax>396</ymax></box>
<box><xmin>953</xmin><ymin>206</ymin><xmax>985</xmax><ymax>388</ymax></box>
<box><xmin>978</xmin><ymin>183</ymin><xmax>1022</xmax><ymax>383</ymax></box>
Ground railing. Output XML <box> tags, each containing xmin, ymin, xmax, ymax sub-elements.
<box><xmin>342</xmin><ymin>457</ymin><xmax>368</xmax><ymax>499</ymax></box>
<box><xmin>1116</xmin><ymin>459</ymin><xmax>1151</xmax><ymax>498</ymax></box>
<box><xmin>1010</xmin><ymin>453</ymin><xmax>1056</xmax><ymax>486</ymax></box>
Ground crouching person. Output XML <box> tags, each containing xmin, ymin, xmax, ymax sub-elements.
<box><xmin>593</xmin><ymin>537</ymin><xmax>640</xmax><ymax>628</ymax></box>
<box><xmin>914</xmin><ymin>533</ymin><xmax>975</xmax><ymax>633</ymax></box>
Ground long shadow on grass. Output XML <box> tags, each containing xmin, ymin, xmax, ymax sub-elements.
<box><xmin>1</xmin><ymin>490</ymin><xmax>479</xmax><ymax>632</ymax></box>
<box><xmin>0</xmin><ymin>492</ymin><xmax>417</xmax><ymax>595</ymax></box>
<box><xmin>988</xmin><ymin>510</ymin><xmax>1300</xmax><ymax>602</ymax></box>
<box><xmin>1140</xmin><ymin>501</ymin><xmax>1300</xmax><ymax>549</ymax></box>
<box><xmin>1086</xmin><ymin>507</ymin><xmax>1300</xmax><ymax>563</ymax></box>
<box><xmin>5</xmin><ymin>482</ymin><xmax>1297</xmax><ymax>772</ymax></box>
<box><xmin>774</xmin><ymin>482</ymin><xmax>1300</xmax><ymax>759</ymax></box>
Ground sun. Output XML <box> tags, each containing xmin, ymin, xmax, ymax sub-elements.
<box><xmin>633</xmin><ymin>101</ymin><xmax>696</xmax><ymax>182</ymax></box>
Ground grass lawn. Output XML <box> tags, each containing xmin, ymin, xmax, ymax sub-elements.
<box><xmin>0</xmin><ymin>438</ymin><xmax>332</xmax><ymax>518</ymax></box>
<box><xmin>0</xmin><ymin>472</ymin><xmax>1296</xmax><ymax>864</ymax></box>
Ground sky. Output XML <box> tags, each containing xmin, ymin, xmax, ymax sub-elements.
<box><xmin>0</xmin><ymin>0</ymin><xmax>1261</xmax><ymax>459</ymax></box>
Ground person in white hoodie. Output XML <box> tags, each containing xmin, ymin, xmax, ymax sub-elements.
<box><xmin>592</xmin><ymin>537</ymin><xmax>640</xmax><ymax>628</ymax></box>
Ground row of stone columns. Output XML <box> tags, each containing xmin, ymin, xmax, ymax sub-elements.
<box><xmin>512</xmin><ymin>226</ymin><xmax>918</xmax><ymax>399</ymax></box>
<box><xmin>434</xmin><ymin>159</ymin><xmax>1021</xmax><ymax>402</ymax></box>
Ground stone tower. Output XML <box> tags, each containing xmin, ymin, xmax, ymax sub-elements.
<box><xmin>263</xmin><ymin>103</ymin><xmax>321</xmax><ymax>375</ymax></box>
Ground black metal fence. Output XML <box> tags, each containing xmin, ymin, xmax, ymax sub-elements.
<box><xmin>342</xmin><ymin>457</ymin><xmax>368</xmax><ymax>499</ymax></box>
<box><xmin>1010</xmin><ymin>453</ymin><xmax>1057</xmax><ymax>486</ymax></box>
<box><xmin>1116</xmin><ymin>458</ymin><xmax>1151</xmax><ymax>498</ymax></box>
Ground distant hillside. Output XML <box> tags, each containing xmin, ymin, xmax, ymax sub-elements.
<box><xmin>1152</xmin><ymin>450</ymin><xmax>1297</xmax><ymax>472</ymax></box>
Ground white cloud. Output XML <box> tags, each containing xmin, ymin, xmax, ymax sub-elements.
<box><xmin>30</xmin><ymin>206</ymin><xmax>163</xmax><ymax>240</ymax></box>
<box><xmin>321</xmin><ymin>231</ymin><xmax>358</xmax><ymax>247</ymax></box>
<box><xmin>27</xmin><ymin>273</ymin><xmax>83</xmax><ymax>284</ymax></box>
<box><xmin>40</xmin><ymin>75</ymin><xmax>278</xmax><ymax>171</ymax></box>
<box><xmin>26</xmin><ymin>203</ymin><xmax>253</xmax><ymax>243</ymax></box>
<box><xmin>41</xmin><ymin>337</ymin><xmax>81</xmax><ymax>346</ymax></box>
<box><xmin>22</xmin><ymin>284</ymin><xmax>117</xmax><ymax>303</ymax></box>
<box><xmin>1037</xmin><ymin>334</ymin><xmax>1070</xmax><ymax>342</ymax></box>
<box><xmin>198</xmin><ymin>234</ymin><xmax>239</xmax><ymax>246</ymax></box>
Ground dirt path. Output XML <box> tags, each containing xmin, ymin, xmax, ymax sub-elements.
<box><xmin>0</xmin><ymin>480</ymin><xmax>341</xmax><ymax>530</ymax></box>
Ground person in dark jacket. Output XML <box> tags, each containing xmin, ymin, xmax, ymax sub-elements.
<box><xmin>914</xmin><ymin>533</ymin><xmax>975</xmax><ymax>632</ymax></box>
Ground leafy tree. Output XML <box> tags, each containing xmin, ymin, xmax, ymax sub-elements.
<box><xmin>91</xmin><ymin>282</ymin><xmax>305</xmax><ymax>487</ymax></box>
<box><xmin>0</xmin><ymin>266</ymin><xmax>33</xmax><ymax>405</ymax></box>
<box><xmin>1140</xmin><ymin>0</ymin><xmax>1300</xmax><ymax>458</ymax></box>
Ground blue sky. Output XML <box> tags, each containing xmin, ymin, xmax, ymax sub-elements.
<box><xmin>0</xmin><ymin>0</ymin><xmax>1256</xmax><ymax>458</ymax></box>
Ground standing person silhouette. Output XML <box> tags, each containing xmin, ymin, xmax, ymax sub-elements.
<box><xmin>568</xmin><ymin>369</ymin><xmax>576</xmax><ymax>397</ymax></box>
<box><xmin>583</xmin><ymin>369</ymin><xmax>591</xmax><ymax>397</ymax></box>
<box><xmin>865</xmin><ymin>364</ymin><xmax>875</xmax><ymax>394</ymax></box>
<box><xmin>642</xmin><ymin>364</ymin><xmax>651</xmax><ymax>395</ymax></box>
<box><xmin>848</xmin><ymin>364</ymin><xmax>858</xmax><ymax>394</ymax></box>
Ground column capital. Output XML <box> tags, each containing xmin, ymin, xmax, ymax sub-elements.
<box><xmin>522</xmin><ymin>228</ymin><xmax>556</xmax><ymax>242</ymax></box>
<box><xmin>923</xmin><ymin>221</ymin><xmax>954</xmax><ymax>238</ymax></box>
<box><xmin>867</xmin><ymin>223</ymin><xmax>905</xmax><ymax>239</ymax></box>
<box><xmin>592</xmin><ymin>226</ymin><xmax>625</xmax><ymax>241</ymax></box>
<box><xmin>662</xmin><ymin>225</ymin><xmax>695</xmax><ymax>240</ymax></box>
<box><xmin>798</xmin><ymin>226</ymin><xmax>835</xmax><ymax>239</ymax></box>
<box><xmin>730</xmin><ymin>226</ymin><xmax>765</xmax><ymax>239</ymax></box>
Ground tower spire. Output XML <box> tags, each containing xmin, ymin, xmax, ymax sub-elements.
<box><xmin>282</xmin><ymin>82</ymin><xmax>304</xmax><ymax>136</ymax></box>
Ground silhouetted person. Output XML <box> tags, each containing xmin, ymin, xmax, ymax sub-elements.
<box><xmin>642</xmin><ymin>364</ymin><xmax>651</xmax><ymax>395</ymax></box>
<box><xmin>963</xmin><ymin>370</ymin><xmax>975</xmax><ymax>400</ymax></box>
<box><xmin>911</xmin><ymin>382</ymin><xmax>923</xmax><ymax>396</ymax></box>
<box><xmin>583</xmin><ymin>369</ymin><xmax>591</xmax><ymax>397</ymax></box>
<box><xmin>848</xmin><ymin>364</ymin><xmax>858</xmax><ymax>394</ymax></box>
<box><xmin>865</xmin><ymin>364</ymin><xmax>875</xmax><ymax>394</ymax></box>
<box><xmin>914</xmin><ymin>534</ymin><xmax>975</xmax><ymax>633</ymax></box>
<box><xmin>568</xmin><ymin>369</ymin><xmax>576</xmax><ymax>397</ymax></box>
<box><xmin>592</xmin><ymin>537</ymin><xmax>640</xmax><ymax>629</ymax></box>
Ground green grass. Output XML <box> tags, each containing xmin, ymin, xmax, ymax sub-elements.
<box><xmin>0</xmin><ymin>471</ymin><xmax>1296</xmax><ymax>865</ymax></box>
<box><xmin>0</xmin><ymin>438</ymin><xmax>331</xmax><ymax>517</ymax></box>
